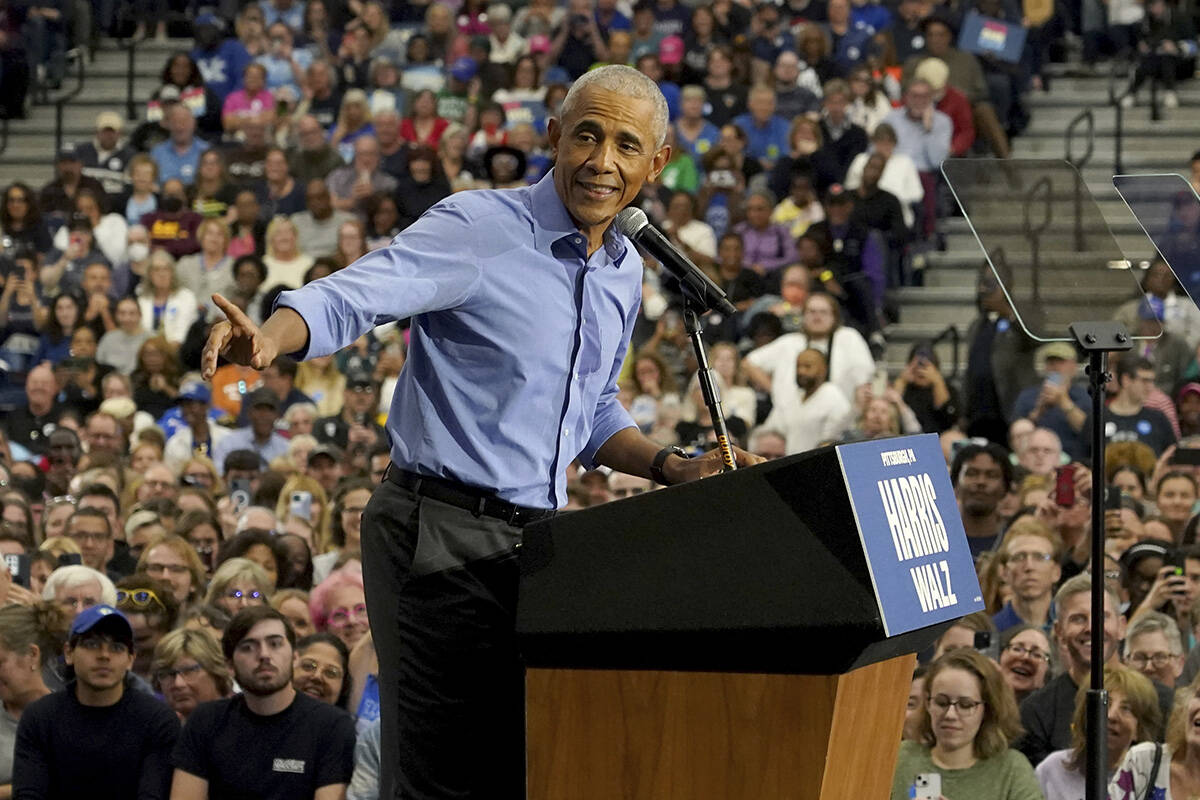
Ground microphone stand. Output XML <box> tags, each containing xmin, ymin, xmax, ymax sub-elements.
<box><xmin>682</xmin><ymin>297</ymin><xmax>737</xmax><ymax>473</ymax></box>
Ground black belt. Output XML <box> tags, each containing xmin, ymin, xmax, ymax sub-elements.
<box><xmin>385</xmin><ymin>464</ymin><xmax>557</xmax><ymax>527</ymax></box>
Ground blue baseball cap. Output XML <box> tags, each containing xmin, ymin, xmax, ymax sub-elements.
<box><xmin>449</xmin><ymin>56</ymin><xmax>477</xmax><ymax>82</ymax></box>
<box><xmin>69</xmin><ymin>605</ymin><xmax>134</xmax><ymax>647</ymax></box>
<box><xmin>179</xmin><ymin>379</ymin><xmax>211</xmax><ymax>403</ymax></box>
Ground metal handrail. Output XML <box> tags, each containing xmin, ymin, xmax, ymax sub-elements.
<box><xmin>125</xmin><ymin>37</ymin><xmax>137</xmax><ymax>121</ymax></box>
<box><xmin>52</xmin><ymin>51</ymin><xmax>87</xmax><ymax>155</ymax></box>
<box><xmin>1108</xmin><ymin>58</ymin><xmax>1129</xmax><ymax>174</ymax></box>
<box><xmin>930</xmin><ymin>324</ymin><xmax>961</xmax><ymax>381</ymax></box>
<box><xmin>1064</xmin><ymin>108</ymin><xmax>1094</xmax><ymax>169</ymax></box>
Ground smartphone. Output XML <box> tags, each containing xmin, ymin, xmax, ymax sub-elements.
<box><xmin>1173</xmin><ymin>448</ymin><xmax>1200</xmax><ymax>466</ymax></box>
<box><xmin>3</xmin><ymin>554</ymin><xmax>29</xmax><ymax>588</ymax></box>
<box><xmin>1105</xmin><ymin>485</ymin><xmax>1123</xmax><ymax>512</ymax></box>
<box><xmin>1167</xmin><ymin>550</ymin><xmax>1187</xmax><ymax>577</ymax></box>
<box><xmin>289</xmin><ymin>490</ymin><xmax>313</xmax><ymax>523</ymax></box>
<box><xmin>56</xmin><ymin>553</ymin><xmax>81</xmax><ymax>568</ymax></box>
<box><xmin>911</xmin><ymin>772</ymin><xmax>941</xmax><ymax>800</ymax></box>
<box><xmin>973</xmin><ymin>630</ymin><xmax>992</xmax><ymax>651</ymax></box>
<box><xmin>1045</xmin><ymin>371</ymin><xmax>1064</xmax><ymax>387</ymax></box>
<box><xmin>230</xmin><ymin>478</ymin><xmax>252</xmax><ymax>515</ymax></box>
<box><xmin>1055</xmin><ymin>465</ymin><xmax>1076</xmax><ymax>508</ymax></box>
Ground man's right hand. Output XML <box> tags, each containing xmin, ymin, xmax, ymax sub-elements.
<box><xmin>203</xmin><ymin>293</ymin><xmax>278</xmax><ymax>380</ymax></box>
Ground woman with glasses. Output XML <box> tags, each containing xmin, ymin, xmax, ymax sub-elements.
<box><xmin>891</xmin><ymin>648</ymin><xmax>1041</xmax><ymax>800</ymax></box>
<box><xmin>204</xmin><ymin>557</ymin><xmax>272</xmax><ymax>617</ymax></box>
<box><xmin>311</xmin><ymin>479</ymin><xmax>370</xmax><ymax>585</ymax></box>
<box><xmin>310</xmin><ymin>565</ymin><xmax>368</xmax><ymax>650</ymax></box>
<box><xmin>998</xmin><ymin>624</ymin><xmax>1053</xmax><ymax>704</ymax></box>
<box><xmin>136</xmin><ymin>533</ymin><xmax>206</xmax><ymax>607</ymax></box>
<box><xmin>0</xmin><ymin>602</ymin><xmax>69</xmax><ymax>790</ymax></box>
<box><xmin>292</xmin><ymin>632</ymin><xmax>351</xmax><ymax>708</ymax></box>
<box><xmin>151</xmin><ymin>627</ymin><xmax>232</xmax><ymax>721</ymax></box>
<box><xmin>1038</xmin><ymin>664</ymin><xmax>1159</xmax><ymax>799</ymax></box>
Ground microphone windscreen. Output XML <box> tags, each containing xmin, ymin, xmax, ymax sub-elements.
<box><xmin>614</xmin><ymin>207</ymin><xmax>649</xmax><ymax>238</ymax></box>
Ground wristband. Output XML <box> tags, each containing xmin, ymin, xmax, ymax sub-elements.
<box><xmin>650</xmin><ymin>445</ymin><xmax>689</xmax><ymax>486</ymax></box>
<box><xmin>819</xmin><ymin>270</ymin><xmax>834</xmax><ymax>283</ymax></box>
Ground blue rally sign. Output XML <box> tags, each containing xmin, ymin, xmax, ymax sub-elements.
<box><xmin>836</xmin><ymin>434</ymin><xmax>984</xmax><ymax>637</ymax></box>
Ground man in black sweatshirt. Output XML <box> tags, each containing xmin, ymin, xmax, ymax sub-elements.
<box><xmin>13</xmin><ymin>605</ymin><xmax>180</xmax><ymax>799</ymax></box>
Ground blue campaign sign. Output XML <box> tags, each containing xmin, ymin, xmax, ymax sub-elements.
<box><xmin>836</xmin><ymin>434</ymin><xmax>983</xmax><ymax>637</ymax></box>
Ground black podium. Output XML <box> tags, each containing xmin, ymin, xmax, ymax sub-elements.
<box><xmin>517</xmin><ymin>439</ymin><xmax>963</xmax><ymax>800</ymax></box>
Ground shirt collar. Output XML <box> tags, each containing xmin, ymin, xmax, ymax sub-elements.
<box><xmin>530</xmin><ymin>169</ymin><xmax>629</xmax><ymax>267</ymax></box>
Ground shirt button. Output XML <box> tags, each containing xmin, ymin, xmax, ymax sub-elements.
<box><xmin>562</xmin><ymin>428</ymin><xmax>570</xmax><ymax>437</ymax></box>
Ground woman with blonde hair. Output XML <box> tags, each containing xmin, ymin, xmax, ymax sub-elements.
<box><xmin>1110</xmin><ymin>672</ymin><xmax>1200</xmax><ymax>797</ymax></box>
<box><xmin>136</xmin><ymin>251</ymin><xmax>198</xmax><ymax>348</ymax></box>
<box><xmin>151</xmin><ymin>627</ymin><xmax>233</xmax><ymax>720</ymax></box>
<box><xmin>179</xmin><ymin>455</ymin><xmax>223</xmax><ymax>496</ymax></box>
<box><xmin>272</xmin><ymin>587</ymin><xmax>315</xmax><ymax>638</ymax></box>
<box><xmin>284</xmin><ymin>434</ymin><xmax>318</xmax><ymax>473</ymax></box>
<box><xmin>204</xmin><ymin>557</ymin><xmax>272</xmax><ymax>616</ymax></box>
<box><xmin>296</xmin><ymin>356</ymin><xmax>346</xmax><ymax>416</ymax></box>
<box><xmin>274</xmin><ymin>475</ymin><xmax>330</xmax><ymax>551</ymax></box>
<box><xmin>0</xmin><ymin>602</ymin><xmax>70</xmax><ymax>784</ymax></box>
<box><xmin>1038</xmin><ymin>664</ymin><xmax>1159</xmax><ymax>797</ymax></box>
<box><xmin>891</xmin><ymin>649</ymin><xmax>1039</xmax><ymax>799</ymax></box>
<box><xmin>329</xmin><ymin>89</ymin><xmax>375</xmax><ymax>160</ymax></box>
<box><xmin>263</xmin><ymin>216</ymin><xmax>314</xmax><ymax>289</ymax></box>
<box><xmin>175</xmin><ymin>217</ymin><xmax>232</xmax><ymax>314</ymax></box>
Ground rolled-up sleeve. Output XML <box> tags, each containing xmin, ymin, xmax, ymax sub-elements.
<box><xmin>577</xmin><ymin>296</ymin><xmax>639</xmax><ymax>469</ymax></box>
<box><xmin>275</xmin><ymin>201</ymin><xmax>485</xmax><ymax>358</ymax></box>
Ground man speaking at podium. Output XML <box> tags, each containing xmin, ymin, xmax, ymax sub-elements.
<box><xmin>202</xmin><ymin>65</ymin><xmax>761</xmax><ymax>799</ymax></box>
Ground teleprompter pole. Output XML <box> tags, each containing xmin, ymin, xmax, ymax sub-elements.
<box><xmin>1069</xmin><ymin>321</ymin><xmax>1132</xmax><ymax>800</ymax></box>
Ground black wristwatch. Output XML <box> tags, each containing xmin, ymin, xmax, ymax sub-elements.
<box><xmin>650</xmin><ymin>446</ymin><xmax>689</xmax><ymax>486</ymax></box>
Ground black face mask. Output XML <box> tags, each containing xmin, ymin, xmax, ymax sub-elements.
<box><xmin>161</xmin><ymin>195</ymin><xmax>184</xmax><ymax>213</ymax></box>
<box><xmin>195</xmin><ymin>25</ymin><xmax>221</xmax><ymax>50</ymax></box>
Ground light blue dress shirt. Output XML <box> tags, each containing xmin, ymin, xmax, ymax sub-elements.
<box><xmin>276</xmin><ymin>171</ymin><xmax>641</xmax><ymax>509</ymax></box>
<box><xmin>211</xmin><ymin>427</ymin><xmax>291</xmax><ymax>473</ymax></box>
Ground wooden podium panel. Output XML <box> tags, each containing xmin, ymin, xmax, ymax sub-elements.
<box><xmin>526</xmin><ymin>654</ymin><xmax>915</xmax><ymax>800</ymax></box>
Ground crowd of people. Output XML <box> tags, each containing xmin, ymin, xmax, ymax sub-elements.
<box><xmin>0</xmin><ymin>0</ymin><xmax>1196</xmax><ymax>796</ymax></box>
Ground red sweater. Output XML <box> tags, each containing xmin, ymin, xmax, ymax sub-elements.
<box><xmin>937</xmin><ymin>85</ymin><xmax>976</xmax><ymax>157</ymax></box>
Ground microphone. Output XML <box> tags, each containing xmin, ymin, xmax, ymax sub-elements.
<box><xmin>615</xmin><ymin>207</ymin><xmax>737</xmax><ymax>316</ymax></box>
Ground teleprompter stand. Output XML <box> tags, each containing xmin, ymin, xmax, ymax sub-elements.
<box><xmin>943</xmin><ymin>159</ymin><xmax>1163</xmax><ymax>800</ymax></box>
<box><xmin>1069</xmin><ymin>321</ymin><xmax>1131</xmax><ymax>799</ymax></box>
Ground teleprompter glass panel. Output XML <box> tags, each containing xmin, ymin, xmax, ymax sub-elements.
<box><xmin>1114</xmin><ymin>173</ymin><xmax>1200</xmax><ymax>316</ymax></box>
<box><xmin>942</xmin><ymin>159</ymin><xmax>1160</xmax><ymax>342</ymax></box>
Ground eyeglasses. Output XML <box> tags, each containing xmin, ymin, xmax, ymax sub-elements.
<box><xmin>1006</xmin><ymin>551</ymin><xmax>1054</xmax><ymax>565</ymax></box>
<box><xmin>612</xmin><ymin>487</ymin><xmax>647</xmax><ymax>498</ymax></box>
<box><xmin>1128</xmin><ymin>651</ymin><xmax>1177</xmax><ymax>668</ymax></box>
<box><xmin>1004</xmin><ymin>643</ymin><xmax>1050</xmax><ymax>662</ymax></box>
<box><xmin>117</xmin><ymin>588</ymin><xmax>166</xmax><ymax>611</ymax></box>
<box><xmin>328</xmin><ymin>603</ymin><xmax>367</xmax><ymax>627</ymax></box>
<box><xmin>226</xmin><ymin>589</ymin><xmax>264</xmax><ymax>602</ymax></box>
<box><xmin>297</xmin><ymin>658</ymin><xmax>344</xmax><ymax>682</ymax></box>
<box><xmin>349</xmin><ymin>386</ymin><xmax>374</xmax><ymax>394</ymax></box>
<box><xmin>929</xmin><ymin>695</ymin><xmax>984</xmax><ymax>713</ymax></box>
<box><xmin>146</xmin><ymin>562</ymin><xmax>190</xmax><ymax>576</ymax></box>
<box><xmin>155</xmin><ymin>663</ymin><xmax>206</xmax><ymax>683</ymax></box>
<box><xmin>68</xmin><ymin>530</ymin><xmax>111</xmax><ymax>544</ymax></box>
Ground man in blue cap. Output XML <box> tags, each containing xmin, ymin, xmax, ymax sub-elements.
<box><xmin>163</xmin><ymin>379</ymin><xmax>230</xmax><ymax>473</ymax></box>
<box><xmin>13</xmin><ymin>605</ymin><xmax>180</xmax><ymax>797</ymax></box>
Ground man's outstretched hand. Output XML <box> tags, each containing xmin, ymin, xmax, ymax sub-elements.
<box><xmin>202</xmin><ymin>293</ymin><xmax>279</xmax><ymax>380</ymax></box>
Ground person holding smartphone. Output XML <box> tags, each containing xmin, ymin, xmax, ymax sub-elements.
<box><xmin>891</xmin><ymin>648</ymin><xmax>1041</xmax><ymax>800</ymax></box>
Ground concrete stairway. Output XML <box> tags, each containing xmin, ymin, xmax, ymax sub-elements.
<box><xmin>0</xmin><ymin>38</ymin><xmax>175</xmax><ymax>188</ymax></box>
<box><xmin>882</xmin><ymin>68</ymin><xmax>1200</xmax><ymax>379</ymax></box>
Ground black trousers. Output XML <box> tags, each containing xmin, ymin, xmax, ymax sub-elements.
<box><xmin>361</xmin><ymin>479</ymin><xmax>527</xmax><ymax>799</ymax></box>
